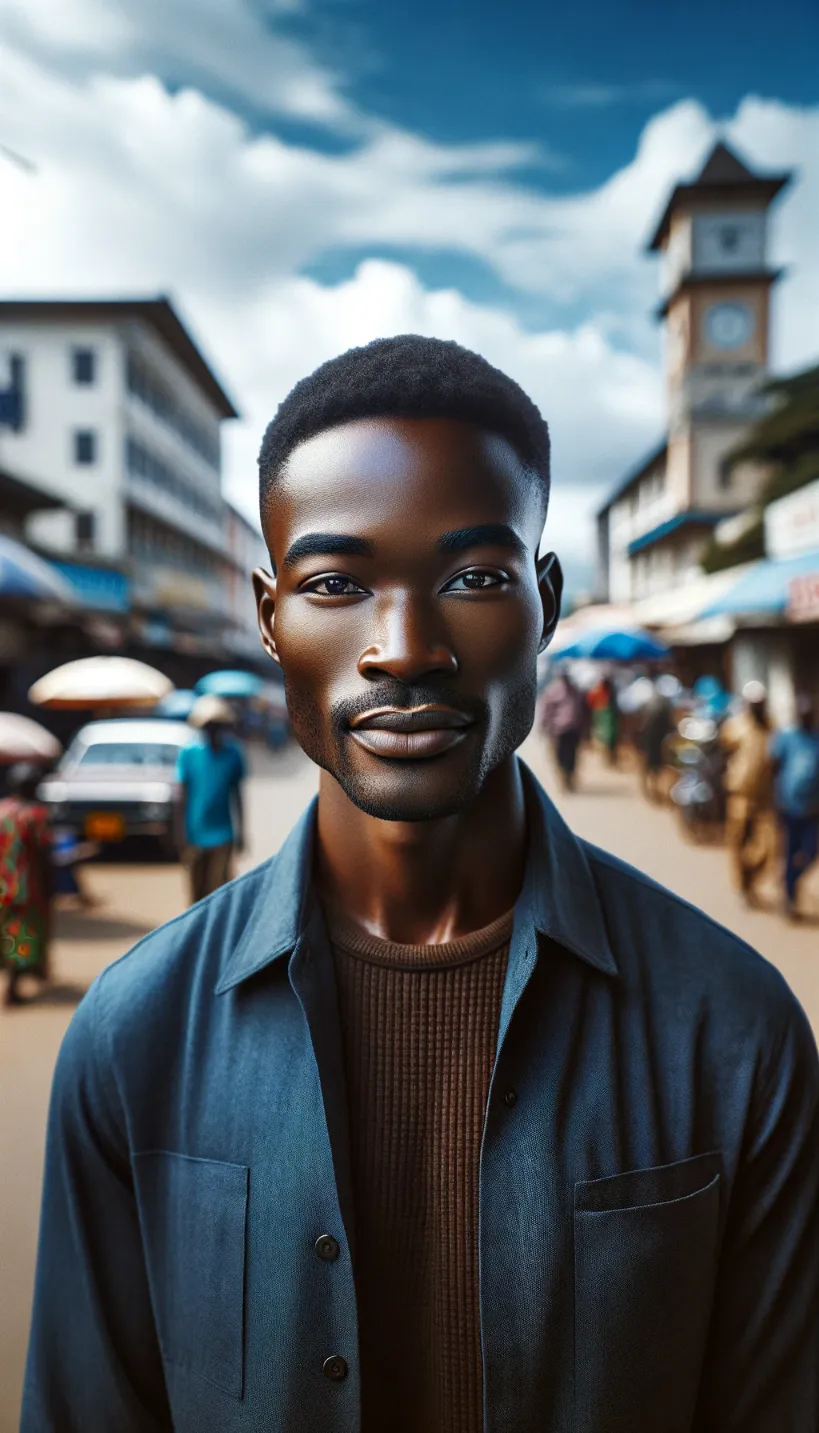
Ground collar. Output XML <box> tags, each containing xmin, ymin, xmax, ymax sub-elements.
<box><xmin>215</xmin><ymin>759</ymin><xmax>617</xmax><ymax>995</ymax></box>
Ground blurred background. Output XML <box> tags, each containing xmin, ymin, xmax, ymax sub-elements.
<box><xmin>1</xmin><ymin>0</ymin><xmax>819</xmax><ymax>1425</ymax></box>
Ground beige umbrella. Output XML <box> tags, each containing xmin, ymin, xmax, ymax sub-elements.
<box><xmin>28</xmin><ymin>657</ymin><xmax>173</xmax><ymax>711</ymax></box>
<box><xmin>0</xmin><ymin>713</ymin><xmax>62</xmax><ymax>764</ymax></box>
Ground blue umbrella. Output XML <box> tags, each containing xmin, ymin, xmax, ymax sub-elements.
<box><xmin>554</xmin><ymin>628</ymin><xmax>670</xmax><ymax>662</ymax></box>
<box><xmin>155</xmin><ymin>688</ymin><xmax>198</xmax><ymax>719</ymax></box>
<box><xmin>0</xmin><ymin>534</ymin><xmax>74</xmax><ymax>603</ymax></box>
<box><xmin>195</xmin><ymin>669</ymin><xmax>264</xmax><ymax>700</ymax></box>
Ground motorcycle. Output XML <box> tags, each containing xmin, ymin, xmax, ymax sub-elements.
<box><xmin>667</xmin><ymin>716</ymin><xmax>725</xmax><ymax>842</ymax></box>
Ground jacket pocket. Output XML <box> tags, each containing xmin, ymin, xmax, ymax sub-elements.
<box><xmin>133</xmin><ymin>1151</ymin><xmax>249</xmax><ymax>1399</ymax></box>
<box><xmin>574</xmin><ymin>1152</ymin><xmax>721</xmax><ymax>1433</ymax></box>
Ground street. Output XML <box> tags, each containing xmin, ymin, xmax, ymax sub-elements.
<box><xmin>1</xmin><ymin>736</ymin><xmax>817</xmax><ymax>1430</ymax></box>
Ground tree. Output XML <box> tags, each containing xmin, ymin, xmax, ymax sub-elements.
<box><xmin>701</xmin><ymin>363</ymin><xmax>819</xmax><ymax>573</ymax></box>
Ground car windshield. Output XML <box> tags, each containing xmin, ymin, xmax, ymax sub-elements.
<box><xmin>77</xmin><ymin>742</ymin><xmax>182</xmax><ymax>768</ymax></box>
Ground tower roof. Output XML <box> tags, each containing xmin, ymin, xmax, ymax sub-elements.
<box><xmin>646</xmin><ymin>140</ymin><xmax>792</xmax><ymax>252</ymax></box>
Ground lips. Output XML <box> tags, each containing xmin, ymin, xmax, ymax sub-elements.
<box><xmin>348</xmin><ymin>705</ymin><xmax>473</xmax><ymax>760</ymax></box>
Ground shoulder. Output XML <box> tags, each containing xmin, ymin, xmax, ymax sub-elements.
<box><xmin>770</xmin><ymin>726</ymin><xmax>792</xmax><ymax>752</ymax></box>
<box><xmin>79</xmin><ymin>858</ymin><xmax>272</xmax><ymax>1049</ymax></box>
<box><xmin>581</xmin><ymin>838</ymin><xmax>811</xmax><ymax>1056</ymax></box>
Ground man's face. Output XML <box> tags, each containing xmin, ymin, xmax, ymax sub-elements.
<box><xmin>255</xmin><ymin>417</ymin><xmax>561</xmax><ymax>821</ymax></box>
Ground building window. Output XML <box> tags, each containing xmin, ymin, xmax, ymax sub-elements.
<box><xmin>76</xmin><ymin>511</ymin><xmax>96</xmax><ymax>550</ymax></box>
<box><xmin>74</xmin><ymin>430</ymin><xmax>97</xmax><ymax>465</ymax></box>
<box><xmin>125</xmin><ymin>434</ymin><xmax>222</xmax><ymax>525</ymax></box>
<box><xmin>72</xmin><ymin>348</ymin><xmax>97</xmax><ymax>385</ymax></box>
<box><xmin>125</xmin><ymin>350</ymin><xmax>220</xmax><ymax>469</ymax></box>
<box><xmin>718</xmin><ymin>458</ymin><xmax>734</xmax><ymax>490</ymax></box>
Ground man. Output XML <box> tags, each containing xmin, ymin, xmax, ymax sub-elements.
<box><xmin>770</xmin><ymin>693</ymin><xmax>819</xmax><ymax>919</ymax></box>
<box><xmin>176</xmin><ymin>695</ymin><xmax>245</xmax><ymax>904</ymax></box>
<box><xmin>23</xmin><ymin>337</ymin><xmax>819</xmax><ymax>1432</ymax></box>
<box><xmin>636</xmin><ymin>677</ymin><xmax>675</xmax><ymax>802</ymax></box>
<box><xmin>720</xmin><ymin>680</ymin><xmax>775</xmax><ymax>905</ymax></box>
<box><xmin>539</xmin><ymin>666</ymin><xmax>586</xmax><ymax>791</ymax></box>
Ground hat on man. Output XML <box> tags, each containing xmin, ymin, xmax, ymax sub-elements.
<box><xmin>741</xmin><ymin>680</ymin><xmax>767</xmax><ymax>706</ymax></box>
<box><xmin>189</xmin><ymin>695</ymin><xmax>236</xmax><ymax>729</ymax></box>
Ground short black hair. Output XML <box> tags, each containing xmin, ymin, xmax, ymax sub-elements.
<box><xmin>258</xmin><ymin>334</ymin><xmax>550</xmax><ymax>514</ymax></box>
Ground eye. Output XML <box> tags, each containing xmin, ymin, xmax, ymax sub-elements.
<box><xmin>442</xmin><ymin>568</ymin><xmax>508</xmax><ymax>593</ymax></box>
<box><xmin>302</xmin><ymin>573</ymin><xmax>369</xmax><ymax>597</ymax></box>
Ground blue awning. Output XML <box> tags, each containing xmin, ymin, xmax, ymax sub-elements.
<box><xmin>627</xmin><ymin>510</ymin><xmax>731</xmax><ymax>558</ymax></box>
<box><xmin>700</xmin><ymin>548</ymin><xmax>819</xmax><ymax>618</ymax></box>
<box><xmin>51</xmin><ymin>562</ymin><xmax>130</xmax><ymax>613</ymax></box>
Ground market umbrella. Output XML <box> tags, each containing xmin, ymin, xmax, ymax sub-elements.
<box><xmin>154</xmin><ymin>688</ymin><xmax>198</xmax><ymax>720</ymax></box>
<box><xmin>0</xmin><ymin>713</ymin><xmax>62</xmax><ymax>764</ymax></box>
<box><xmin>195</xmin><ymin>669</ymin><xmax>263</xmax><ymax>700</ymax></box>
<box><xmin>28</xmin><ymin>657</ymin><xmax>173</xmax><ymax>711</ymax></box>
<box><xmin>553</xmin><ymin>628</ymin><xmax>671</xmax><ymax>663</ymax></box>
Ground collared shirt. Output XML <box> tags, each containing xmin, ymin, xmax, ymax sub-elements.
<box><xmin>23</xmin><ymin>764</ymin><xmax>819</xmax><ymax>1433</ymax></box>
<box><xmin>176</xmin><ymin>737</ymin><xmax>245</xmax><ymax>848</ymax></box>
<box><xmin>770</xmin><ymin>726</ymin><xmax>819</xmax><ymax>817</ymax></box>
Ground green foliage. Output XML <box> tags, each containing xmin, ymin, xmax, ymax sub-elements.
<box><xmin>700</xmin><ymin>516</ymin><xmax>765</xmax><ymax>574</ymax></box>
<box><xmin>727</xmin><ymin>364</ymin><xmax>819</xmax><ymax>508</ymax></box>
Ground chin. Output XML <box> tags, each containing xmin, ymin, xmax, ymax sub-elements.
<box><xmin>335</xmin><ymin>760</ymin><xmax>486</xmax><ymax>824</ymax></box>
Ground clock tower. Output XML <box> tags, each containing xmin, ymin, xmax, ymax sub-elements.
<box><xmin>648</xmin><ymin>140</ymin><xmax>791</xmax><ymax>513</ymax></box>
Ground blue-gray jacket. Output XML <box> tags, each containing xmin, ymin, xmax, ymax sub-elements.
<box><xmin>22</xmin><ymin>764</ymin><xmax>819</xmax><ymax>1432</ymax></box>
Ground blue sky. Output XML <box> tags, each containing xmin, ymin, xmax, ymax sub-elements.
<box><xmin>280</xmin><ymin>0</ymin><xmax>819</xmax><ymax>167</ymax></box>
<box><xmin>0</xmin><ymin>0</ymin><xmax>817</xmax><ymax>593</ymax></box>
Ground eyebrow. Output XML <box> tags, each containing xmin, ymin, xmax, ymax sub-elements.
<box><xmin>436</xmin><ymin>524</ymin><xmax>527</xmax><ymax>556</ymax></box>
<box><xmin>282</xmin><ymin>533</ymin><xmax>375</xmax><ymax>568</ymax></box>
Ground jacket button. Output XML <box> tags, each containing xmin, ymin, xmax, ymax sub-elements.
<box><xmin>314</xmin><ymin>1234</ymin><xmax>340</xmax><ymax>1262</ymax></box>
<box><xmin>323</xmin><ymin>1355</ymin><xmax>348</xmax><ymax>1381</ymax></box>
<box><xmin>501</xmin><ymin>1088</ymin><xmax>518</xmax><ymax>1107</ymax></box>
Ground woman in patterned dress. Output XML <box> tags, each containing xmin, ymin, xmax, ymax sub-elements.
<box><xmin>0</xmin><ymin>763</ymin><xmax>51</xmax><ymax>1007</ymax></box>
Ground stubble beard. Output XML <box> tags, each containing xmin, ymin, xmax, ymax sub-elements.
<box><xmin>283</xmin><ymin>669</ymin><xmax>538</xmax><ymax>822</ymax></box>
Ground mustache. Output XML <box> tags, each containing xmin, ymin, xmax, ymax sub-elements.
<box><xmin>331</xmin><ymin>682</ymin><xmax>488</xmax><ymax>730</ymax></box>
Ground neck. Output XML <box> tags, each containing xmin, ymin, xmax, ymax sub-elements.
<box><xmin>315</xmin><ymin>755</ymin><xmax>527</xmax><ymax>945</ymax></box>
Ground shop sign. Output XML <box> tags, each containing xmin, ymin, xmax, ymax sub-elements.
<box><xmin>788</xmin><ymin>572</ymin><xmax>819</xmax><ymax>623</ymax></box>
<box><xmin>766</xmin><ymin>479</ymin><xmax>819</xmax><ymax>559</ymax></box>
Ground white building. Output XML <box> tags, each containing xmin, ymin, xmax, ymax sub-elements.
<box><xmin>0</xmin><ymin>297</ymin><xmax>241</xmax><ymax>648</ymax></box>
<box><xmin>224</xmin><ymin>502</ymin><xmax>269</xmax><ymax>661</ymax></box>
<box><xmin>596</xmin><ymin>142</ymin><xmax>791</xmax><ymax>605</ymax></box>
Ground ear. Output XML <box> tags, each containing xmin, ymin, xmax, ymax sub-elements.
<box><xmin>252</xmin><ymin>567</ymin><xmax>281</xmax><ymax>668</ymax></box>
<box><xmin>535</xmin><ymin>551</ymin><xmax>563</xmax><ymax>654</ymax></box>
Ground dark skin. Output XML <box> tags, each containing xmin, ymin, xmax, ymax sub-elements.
<box><xmin>254</xmin><ymin>416</ymin><xmax>562</xmax><ymax>945</ymax></box>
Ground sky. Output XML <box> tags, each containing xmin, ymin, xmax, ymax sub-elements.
<box><xmin>0</xmin><ymin>0</ymin><xmax>817</xmax><ymax>595</ymax></box>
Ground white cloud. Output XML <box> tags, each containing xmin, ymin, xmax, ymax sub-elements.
<box><xmin>0</xmin><ymin>23</ymin><xmax>817</xmax><ymax>589</ymax></box>
<box><xmin>209</xmin><ymin>259</ymin><xmax>662</xmax><ymax>568</ymax></box>
<box><xmin>0</xmin><ymin>0</ymin><xmax>356</xmax><ymax>128</ymax></box>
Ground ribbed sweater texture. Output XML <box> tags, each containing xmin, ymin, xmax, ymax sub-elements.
<box><xmin>328</xmin><ymin>906</ymin><xmax>513</xmax><ymax>1433</ymax></box>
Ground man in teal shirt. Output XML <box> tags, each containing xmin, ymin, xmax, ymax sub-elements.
<box><xmin>770</xmin><ymin>693</ymin><xmax>819</xmax><ymax>918</ymax></box>
<box><xmin>177</xmin><ymin>696</ymin><xmax>246</xmax><ymax>904</ymax></box>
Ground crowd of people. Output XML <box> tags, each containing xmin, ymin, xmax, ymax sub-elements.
<box><xmin>538</xmin><ymin>665</ymin><xmax>819</xmax><ymax>921</ymax></box>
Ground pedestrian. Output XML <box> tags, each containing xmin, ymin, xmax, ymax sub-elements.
<box><xmin>590</xmin><ymin>673</ymin><xmax>620</xmax><ymax>766</ymax></box>
<box><xmin>0</xmin><ymin>762</ymin><xmax>51</xmax><ymax>1008</ymax></box>
<box><xmin>636</xmin><ymin>680</ymin><xmax>674</xmax><ymax>802</ymax></box>
<box><xmin>538</xmin><ymin>667</ymin><xmax>585</xmax><ymax>790</ymax></box>
<box><xmin>24</xmin><ymin>336</ymin><xmax>819</xmax><ymax>1432</ymax></box>
<box><xmin>770</xmin><ymin>693</ymin><xmax>819</xmax><ymax>919</ymax></box>
<box><xmin>720</xmin><ymin>679</ymin><xmax>775</xmax><ymax>905</ymax></box>
<box><xmin>176</xmin><ymin>696</ymin><xmax>246</xmax><ymax>905</ymax></box>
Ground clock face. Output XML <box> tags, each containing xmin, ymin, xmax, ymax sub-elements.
<box><xmin>694</xmin><ymin>213</ymin><xmax>764</xmax><ymax>271</ymax></box>
<box><xmin>704</xmin><ymin>301</ymin><xmax>755</xmax><ymax>351</ymax></box>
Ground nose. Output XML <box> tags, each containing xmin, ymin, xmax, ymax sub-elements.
<box><xmin>358</xmin><ymin>592</ymin><xmax>458</xmax><ymax>684</ymax></box>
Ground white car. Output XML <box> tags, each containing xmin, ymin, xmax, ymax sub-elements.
<box><xmin>38</xmin><ymin>718</ymin><xmax>201</xmax><ymax>854</ymax></box>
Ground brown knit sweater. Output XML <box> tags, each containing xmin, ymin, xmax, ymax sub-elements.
<box><xmin>327</xmin><ymin>907</ymin><xmax>513</xmax><ymax>1433</ymax></box>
